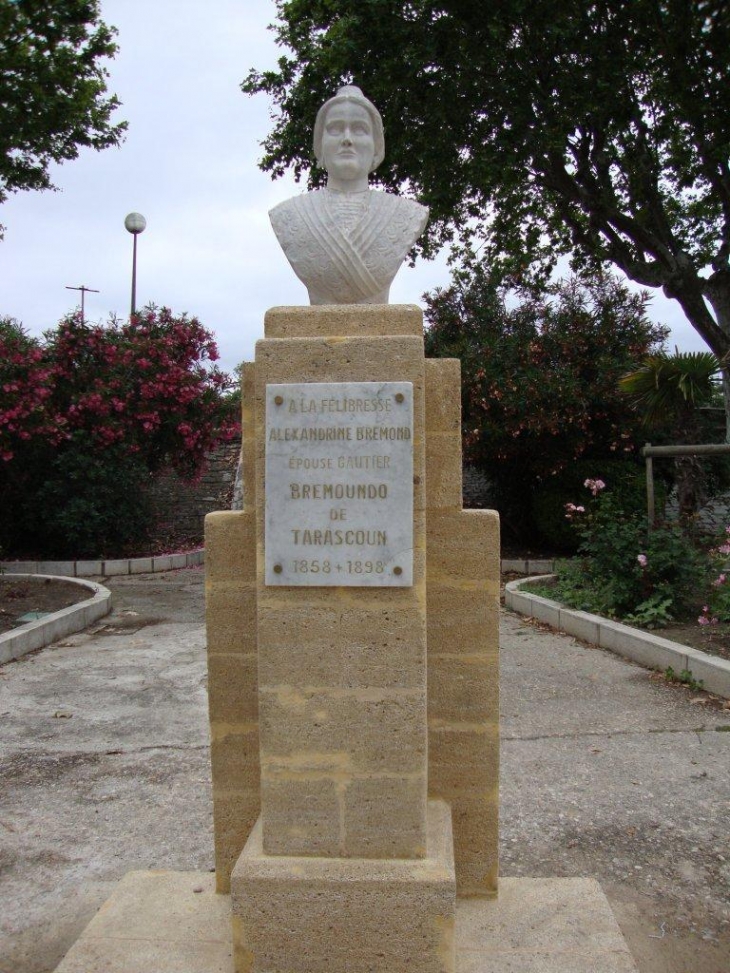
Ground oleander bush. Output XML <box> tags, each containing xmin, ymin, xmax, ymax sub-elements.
<box><xmin>424</xmin><ymin>270</ymin><xmax>668</xmax><ymax>547</ymax></box>
<box><xmin>0</xmin><ymin>309</ymin><xmax>238</xmax><ymax>557</ymax></box>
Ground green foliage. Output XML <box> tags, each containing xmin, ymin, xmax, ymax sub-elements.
<box><xmin>424</xmin><ymin>270</ymin><xmax>666</xmax><ymax>544</ymax></box>
<box><xmin>621</xmin><ymin>350</ymin><xmax>727</xmax><ymax>519</ymax></box>
<box><xmin>623</xmin><ymin>594</ymin><xmax>674</xmax><ymax>629</ymax></box>
<box><xmin>244</xmin><ymin>1</ymin><xmax>730</xmax><ymax>355</ymax></box>
<box><xmin>0</xmin><ymin>0</ymin><xmax>126</xmax><ymax>227</ymax></box>
<box><xmin>530</xmin><ymin>459</ymin><xmax>649</xmax><ymax>552</ymax></box>
<box><xmin>554</xmin><ymin>479</ymin><xmax>706</xmax><ymax>621</ymax></box>
<box><xmin>620</xmin><ymin>352</ymin><xmax>722</xmax><ymax>434</ymax></box>
<box><xmin>27</xmin><ymin>445</ymin><xmax>153</xmax><ymax>559</ymax></box>
<box><xmin>699</xmin><ymin>526</ymin><xmax>730</xmax><ymax>623</ymax></box>
<box><xmin>665</xmin><ymin>667</ymin><xmax>704</xmax><ymax>691</ymax></box>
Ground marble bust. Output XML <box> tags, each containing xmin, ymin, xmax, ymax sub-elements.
<box><xmin>269</xmin><ymin>85</ymin><xmax>429</xmax><ymax>305</ymax></box>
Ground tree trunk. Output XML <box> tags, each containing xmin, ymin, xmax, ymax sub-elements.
<box><xmin>689</xmin><ymin>277</ymin><xmax>730</xmax><ymax>442</ymax></box>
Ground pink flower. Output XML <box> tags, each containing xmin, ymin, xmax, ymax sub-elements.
<box><xmin>698</xmin><ymin>605</ymin><xmax>719</xmax><ymax>626</ymax></box>
<box><xmin>637</xmin><ymin>554</ymin><xmax>647</xmax><ymax>568</ymax></box>
<box><xmin>712</xmin><ymin>574</ymin><xmax>726</xmax><ymax>587</ymax></box>
<box><xmin>584</xmin><ymin>478</ymin><xmax>606</xmax><ymax>496</ymax></box>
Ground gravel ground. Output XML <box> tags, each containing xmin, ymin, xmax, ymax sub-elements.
<box><xmin>0</xmin><ymin>568</ymin><xmax>727</xmax><ymax>973</ymax></box>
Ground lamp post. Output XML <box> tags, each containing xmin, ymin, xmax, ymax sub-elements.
<box><xmin>124</xmin><ymin>212</ymin><xmax>146</xmax><ymax>318</ymax></box>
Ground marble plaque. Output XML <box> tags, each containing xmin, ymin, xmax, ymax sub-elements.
<box><xmin>265</xmin><ymin>382</ymin><xmax>413</xmax><ymax>586</ymax></box>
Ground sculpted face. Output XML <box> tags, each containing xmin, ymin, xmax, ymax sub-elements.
<box><xmin>321</xmin><ymin>101</ymin><xmax>375</xmax><ymax>189</ymax></box>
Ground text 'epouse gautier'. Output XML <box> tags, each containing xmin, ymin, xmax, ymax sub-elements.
<box><xmin>268</xmin><ymin>426</ymin><xmax>411</xmax><ymax>442</ymax></box>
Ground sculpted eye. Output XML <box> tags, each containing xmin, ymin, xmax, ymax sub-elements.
<box><xmin>326</xmin><ymin>121</ymin><xmax>345</xmax><ymax>134</ymax></box>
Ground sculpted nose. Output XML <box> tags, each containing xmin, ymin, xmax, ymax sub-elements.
<box><xmin>342</xmin><ymin>134</ymin><xmax>353</xmax><ymax>145</ymax></box>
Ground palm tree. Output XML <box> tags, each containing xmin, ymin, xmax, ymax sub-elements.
<box><xmin>620</xmin><ymin>351</ymin><xmax>723</xmax><ymax>521</ymax></box>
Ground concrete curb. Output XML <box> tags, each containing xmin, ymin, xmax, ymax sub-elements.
<box><xmin>0</xmin><ymin>548</ymin><xmax>204</xmax><ymax>579</ymax></box>
<box><xmin>0</xmin><ymin>575</ymin><xmax>112</xmax><ymax>665</ymax></box>
<box><xmin>505</xmin><ymin>575</ymin><xmax>730</xmax><ymax>700</ymax></box>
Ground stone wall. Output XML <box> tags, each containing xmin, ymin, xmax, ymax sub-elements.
<box><xmin>462</xmin><ymin>464</ymin><xmax>493</xmax><ymax>508</ymax></box>
<box><xmin>147</xmin><ymin>438</ymin><xmax>241</xmax><ymax>546</ymax></box>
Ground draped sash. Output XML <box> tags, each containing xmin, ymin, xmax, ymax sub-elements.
<box><xmin>270</xmin><ymin>190</ymin><xmax>428</xmax><ymax>305</ymax></box>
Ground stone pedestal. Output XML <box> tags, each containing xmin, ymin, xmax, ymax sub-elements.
<box><xmin>205</xmin><ymin>304</ymin><xmax>499</xmax><ymax>972</ymax></box>
<box><xmin>232</xmin><ymin>801</ymin><xmax>455</xmax><ymax>973</ymax></box>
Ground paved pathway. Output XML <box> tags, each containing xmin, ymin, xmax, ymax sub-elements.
<box><xmin>0</xmin><ymin>570</ymin><xmax>727</xmax><ymax>973</ymax></box>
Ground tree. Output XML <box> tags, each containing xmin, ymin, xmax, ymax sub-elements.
<box><xmin>424</xmin><ymin>271</ymin><xmax>667</xmax><ymax>544</ymax></box>
<box><xmin>620</xmin><ymin>350</ymin><xmax>723</xmax><ymax>518</ymax></box>
<box><xmin>0</xmin><ymin>0</ymin><xmax>126</xmax><ymax>226</ymax></box>
<box><xmin>244</xmin><ymin>2</ymin><xmax>730</xmax><ymax>395</ymax></box>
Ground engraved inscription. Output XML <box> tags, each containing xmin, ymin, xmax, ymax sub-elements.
<box><xmin>265</xmin><ymin>382</ymin><xmax>413</xmax><ymax>586</ymax></box>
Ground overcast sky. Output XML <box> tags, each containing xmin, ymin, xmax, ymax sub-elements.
<box><xmin>0</xmin><ymin>0</ymin><xmax>711</xmax><ymax>376</ymax></box>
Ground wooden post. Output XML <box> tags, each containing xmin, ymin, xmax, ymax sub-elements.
<box><xmin>645</xmin><ymin>444</ymin><xmax>655</xmax><ymax>530</ymax></box>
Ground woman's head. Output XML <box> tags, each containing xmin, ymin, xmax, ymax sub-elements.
<box><xmin>313</xmin><ymin>85</ymin><xmax>385</xmax><ymax>174</ymax></box>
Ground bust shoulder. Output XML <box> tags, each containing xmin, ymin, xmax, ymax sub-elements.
<box><xmin>369</xmin><ymin>191</ymin><xmax>429</xmax><ymax>240</ymax></box>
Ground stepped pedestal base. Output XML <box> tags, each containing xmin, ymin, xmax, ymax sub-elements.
<box><xmin>54</xmin><ymin>870</ymin><xmax>638</xmax><ymax>973</ymax></box>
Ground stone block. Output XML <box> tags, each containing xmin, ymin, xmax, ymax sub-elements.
<box><xmin>206</xmin><ymin>584</ymin><xmax>257</xmax><ymax>656</ymax></box>
<box><xmin>52</xmin><ymin>873</ymin><xmax>638</xmax><ymax>973</ymax></box>
<box><xmin>208</xmin><ymin>654</ymin><xmax>258</xmax><ymax>723</ymax></box>
<box><xmin>254</xmin><ymin>335</ymin><xmax>426</xmax><ymax>392</ymax></box>
<box><xmin>231</xmin><ymin>800</ymin><xmax>455</xmax><ymax>973</ymax></box>
<box><xmin>598</xmin><ymin>621</ymin><xmax>680</xmax><ymax>671</ymax></box>
<box><xmin>427</xmin><ymin>582</ymin><xmax>499</xmax><ymax>652</ymax></box>
<box><xmin>561</xmin><ymin>609</ymin><xmax>600</xmax><ymax>645</ymax></box>
<box><xmin>258</xmin><ymin>686</ymin><xmax>426</xmax><ymax>775</ymax></box>
<box><xmin>205</xmin><ymin>511</ymin><xmax>255</xmax><ymax>579</ymax></box>
<box><xmin>342</xmin><ymin>773</ymin><xmax>427</xmax><ymax>858</ymax></box>
<box><xmin>129</xmin><ymin>557</ymin><xmax>153</xmax><ymax>575</ymax></box>
<box><xmin>151</xmin><ymin>555</ymin><xmax>173</xmax><ymax>572</ymax></box>
<box><xmin>264</xmin><ymin>304</ymin><xmax>423</xmax><ymax>338</ymax></box>
<box><xmin>169</xmin><ymin>553</ymin><xmax>188</xmax><ymax>569</ymax></box>
<box><xmin>103</xmin><ymin>559</ymin><xmax>130</xmax><ymax>576</ymax></box>
<box><xmin>240</xmin><ymin>363</ymin><xmax>257</xmax><ymax>510</ymax></box>
<box><xmin>429</xmin><ymin>724</ymin><xmax>499</xmax><ymax>794</ymax></box>
<box><xmin>428</xmin><ymin>724</ymin><xmax>499</xmax><ymax>896</ymax></box>
<box><xmin>54</xmin><ymin>871</ymin><xmax>235</xmax><ymax>973</ymax></box>
<box><xmin>427</xmin><ymin>656</ymin><xmax>499</xmax><ymax>723</ymax></box>
<box><xmin>2</xmin><ymin>561</ymin><xmax>37</xmax><ymax>573</ymax></box>
<box><xmin>425</xmin><ymin>358</ymin><xmax>462</xmax><ymax>434</ymax></box>
<box><xmin>210</xmin><ymin>725</ymin><xmax>260</xmax><ymax>790</ymax></box>
<box><xmin>211</xmin><ymin>788</ymin><xmax>261</xmax><ymax>894</ymax></box>
<box><xmin>427</xmin><ymin>509</ymin><xmax>500</xmax><ymax>582</ymax></box>
<box><xmin>38</xmin><ymin>561</ymin><xmax>76</xmax><ymax>576</ymax></box>
<box><xmin>260</xmin><ymin>776</ymin><xmax>343</xmax><ymax>857</ymax></box>
<box><xmin>428</xmin><ymin>608</ymin><xmax>499</xmax><ymax>655</ymax></box>
<box><xmin>257</xmin><ymin>604</ymin><xmax>424</xmax><ymax>689</ymax></box>
<box><xmin>530</xmin><ymin>596</ymin><xmax>561</xmax><ymax>627</ymax></box>
<box><xmin>75</xmin><ymin>560</ymin><xmax>103</xmax><ymax>577</ymax></box>
<box><xmin>426</xmin><ymin>432</ymin><xmax>463</xmax><ymax>509</ymax></box>
<box><xmin>456</xmin><ymin>877</ymin><xmax>638</xmax><ymax>971</ymax></box>
<box><xmin>682</xmin><ymin>647</ymin><xmax>730</xmax><ymax>698</ymax></box>
<box><xmin>447</xmin><ymin>791</ymin><xmax>499</xmax><ymax>896</ymax></box>
<box><xmin>504</xmin><ymin>586</ymin><xmax>533</xmax><ymax>615</ymax></box>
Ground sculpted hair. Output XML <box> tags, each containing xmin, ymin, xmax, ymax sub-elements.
<box><xmin>313</xmin><ymin>85</ymin><xmax>385</xmax><ymax>172</ymax></box>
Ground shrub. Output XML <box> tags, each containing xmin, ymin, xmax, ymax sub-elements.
<box><xmin>555</xmin><ymin>477</ymin><xmax>706</xmax><ymax>624</ymax></box>
<box><xmin>0</xmin><ymin>307</ymin><xmax>238</xmax><ymax>557</ymax></box>
<box><xmin>424</xmin><ymin>270</ymin><xmax>668</xmax><ymax>543</ymax></box>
